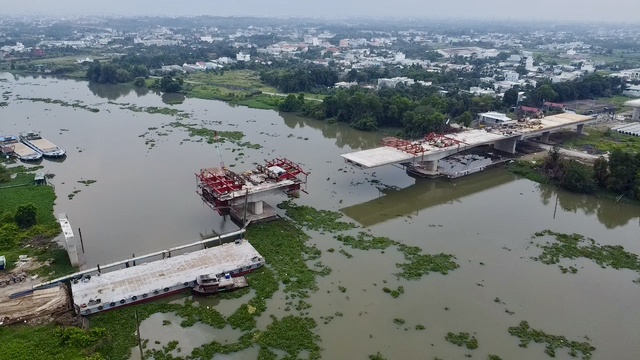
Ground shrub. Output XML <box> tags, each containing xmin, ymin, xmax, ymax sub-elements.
<box><xmin>14</xmin><ymin>204</ymin><xmax>37</xmax><ymax>229</ymax></box>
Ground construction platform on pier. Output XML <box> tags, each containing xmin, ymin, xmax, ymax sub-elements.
<box><xmin>70</xmin><ymin>239</ymin><xmax>263</xmax><ymax>314</ymax></box>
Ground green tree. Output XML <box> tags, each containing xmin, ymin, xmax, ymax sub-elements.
<box><xmin>456</xmin><ymin>111</ymin><xmax>473</xmax><ymax>127</ymax></box>
<box><xmin>14</xmin><ymin>204</ymin><xmax>37</xmax><ymax>229</ymax></box>
<box><xmin>593</xmin><ymin>156</ymin><xmax>609</xmax><ymax>188</ymax></box>
<box><xmin>503</xmin><ymin>88</ymin><xmax>519</xmax><ymax>107</ymax></box>
<box><xmin>279</xmin><ymin>94</ymin><xmax>303</xmax><ymax>112</ymax></box>
<box><xmin>560</xmin><ymin>160</ymin><xmax>596</xmax><ymax>194</ymax></box>
<box><xmin>536</xmin><ymin>84</ymin><xmax>558</xmax><ymax>103</ymax></box>
<box><xmin>133</xmin><ymin>77</ymin><xmax>146</xmax><ymax>87</ymax></box>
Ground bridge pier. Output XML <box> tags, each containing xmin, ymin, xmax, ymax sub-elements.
<box><xmin>576</xmin><ymin>124</ymin><xmax>584</xmax><ymax>135</ymax></box>
<box><xmin>425</xmin><ymin>160</ymin><xmax>439</xmax><ymax>172</ymax></box>
<box><xmin>540</xmin><ymin>131</ymin><xmax>550</xmax><ymax>143</ymax></box>
<box><xmin>633</xmin><ymin>108</ymin><xmax>640</xmax><ymax>121</ymax></box>
<box><xmin>494</xmin><ymin>137</ymin><xmax>518</xmax><ymax>154</ymax></box>
<box><xmin>230</xmin><ymin>200</ymin><xmax>276</xmax><ymax>225</ymax></box>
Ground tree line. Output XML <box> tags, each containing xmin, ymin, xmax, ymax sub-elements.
<box><xmin>540</xmin><ymin>147</ymin><xmax>640</xmax><ymax>201</ymax></box>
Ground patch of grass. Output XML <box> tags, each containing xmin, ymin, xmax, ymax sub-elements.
<box><xmin>278</xmin><ymin>200</ymin><xmax>357</xmax><ymax>233</ymax></box>
<box><xmin>445</xmin><ymin>332</ymin><xmax>479</xmax><ymax>350</ymax></box>
<box><xmin>563</xmin><ymin>127</ymin><xmax>640</xmax><ymax>154</ymax></box>
<box><xmin>532</xmin><ymin>230</ymin><xmax>640</xmax><ymax>280</ymax></box>
<box><xmin>188</xmin><ymin>70</ymin><xmax>278</xmax><ymax>93</ymax></box>
<box><xmin>246</xmin><ymin>219</ymin><xmax>329</xmax><ymax>297</ymax></box>
<box><xmin>0</xmin><ymin>324</ymin><xmax>102</xmax><ymax>360</ymax></box>
<box><xmin>507</xmin><ymin>160</ymin><xmax>547</xmax><ymax>184</ymax></box>
<box><xmin>508</xmin><ymin>321</ymin><xmax>595</xmax><ymax>359</ymax></box>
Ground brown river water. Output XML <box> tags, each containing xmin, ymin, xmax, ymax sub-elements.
<box><xmin>1</xmin><ymin>73</ymin><xmax>639</xmax><ymax>360</ymax></box>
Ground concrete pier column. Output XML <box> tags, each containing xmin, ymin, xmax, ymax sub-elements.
<box><xmin>249</xmin><ymin>201</ymin><xmax>264</xmax><ymax>215</ymax></box>
<box><xmin>425</xmin><ymin>160</ymin><xmax>439</xmax><ymax>172</ymax></box>
<box><xmin>633</xmin><ymin>108</ymin><xmax>640</xmax><ymax>121</ymax></box>
<box><xmin>540</xmin><ymin>131</ymin><xmax>550</xmax><ymax>143</ymax></box>
<box><xmin>576</xmin><ymin>124</ymin><xmax>584</xmax><ymax>135</ymax></box>
<box><xmin>494</xmin><ymin>137</ymin><xmax>518</xmax><ymax>154</ymax></box>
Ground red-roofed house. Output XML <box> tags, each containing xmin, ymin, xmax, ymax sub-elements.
<box><xmin>544</xmin><ymin>101</ymin><xmax>565</xmax><ymax>109</ymax></box>
<box><xmin>519</xmin><ymin>106</ymin><xmax>543</xmax><ymax>118</ymax></box>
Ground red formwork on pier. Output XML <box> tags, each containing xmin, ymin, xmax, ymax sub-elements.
<box><xmin>196</xmin><ymin>158</ymin><xmax>308</xmax><ymax>214</ymax></box>
<box><xmin>423</xmin><ymin>133</ymin><xmax>466</xmax><ymax>148</ymax></box>
<box><xmin>380</xmin><ymin>137</ymin><xmax>425</xmax><ymax>155</ymax></box>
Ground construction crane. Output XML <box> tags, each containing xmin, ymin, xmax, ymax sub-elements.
<box><xmin>214</xmin><ymin>131</ymin><xmax>225</xmax><ymax>170</ymax></box>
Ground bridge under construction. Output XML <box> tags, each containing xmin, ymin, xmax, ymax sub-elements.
<box><xmin>342</xmin><ymin>112</ymin><xmax>594</xmax><ymax>177</ymax></box>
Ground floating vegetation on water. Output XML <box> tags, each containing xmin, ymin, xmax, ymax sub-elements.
<box><xmin>415</xmin><ymin>324</ymin><xmax>426</xmax><ymax>330</ymax></box>
<box><xmin>369</xmin><ymin>352</ymin><xmax>388</xmax><ymax>360</ymax></box>
<box><xmin>338</xmin><ymin>286</ymin><xmax>347</xmax><ymax>293</ymax></box>
<box><xmin>336</xmin><ymin>232</ymin><xmax>459</xmax><ymax>280</ymax></box>
<box><xmin>227</xmin><ymin>268</ymin><xmax>278</xmax><ymax>331</ymax></box>
<box><xmin>277</xmin><ymin>200</ymin><xmax>357</xmax><ymax>233</ymax></box>
<box><xmin>396</xmin><ymin>244</ymin><xmax>459</xmax><ymax>280</ymax></box>
<box><xmin>338</xmin><ymin>249</ymin><xmax>353</xmax><ymax>258</ymax></box>
<box><xmin>532</xmin><ymin>230</ymin><xmax>640</xmax><ymax>280</ymax></box>
<box><xmin>558</xmin><ymin>265</ymin><xmax>578</xmax><ymax>274</ymax></box>
<box><xmin>257</xmin><ymin>315</ymin><xmax>321</xmax><ymax>360</ymax></box>
<box><xmin>488</xmin><ymin>355</ymin><xmax>503</xmax><ymax>360</ymax></box>
<box><xmin>167</xmin><ymin>122</ymin><xmax>261</xmax><ymax>149</ymax></box>
<box><xmin>162</xmin><ymin>320</ymin><xmax>171</xmax><ymax>326</ymax></box>
<box><xmin>445</xmin><ymin>332</ymin><xmax>479</xmax><ymax>350</ymax></box>
<box><xmin>67</xmin><ymin>189</ymin><xmax>81</xmax><ymax>199</ymax></box>
<box><xmin>335</xmin><ymin>232</ymin><xmax>395</xmax><ymax>251</ymax></box>
<box><xmin>246</xmin><ymin>219</ymin><xmax>329</xmax><ymax>298</ymax></box>
<box><xmin>393</xmin><ymin>318</ymin><xmax>406</xmax><ymax>326</ymax></box>
<box><xmin>508</xmin><ymin>321</ymin><xmax>595</xmax><ymax>359</ymax></box>
<box><xmin>18</xmin><ymin>97</ymin><xmax>100</xmax><ymax>112</ymax></box>
<box><xmin>382</xmin><ymin>286</ymin><xmax>405</xmax><ymax>298</ymax></box>
<box><xmin>114</xmin><ymin>103</ymin><xmax>190</xmax><ymax>119</ymax></box>
<box><xmin>77</xmin><ymin>180</ymin><xmax>97</xmax><ymax>186</ymax></box>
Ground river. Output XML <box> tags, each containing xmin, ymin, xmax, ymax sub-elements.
<box><xmin>1</xmin><ymin>72</ymin><xmax>639</xmax><ymax>360</ymax></box>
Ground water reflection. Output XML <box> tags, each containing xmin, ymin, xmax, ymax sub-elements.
<box><xmin>280</xmin><ymin>112</ymin><xmax>380</xmax><ymax>150</ymax></box>
<box><xmin>538</xmin><ymin>184</ymin><xmax>640</xmax><ymax>229</ymax></box>
<box><xmin>87</xmin><ymin>81</ymin><xmax>150</xmax><ymax>100</ymax></box>
<box><xmin>162</xmin><ymin>93</ymin><xmax>185</xmax><ymax>105</ymax></box>
<box><xmin>342</xmin><ymin>170</ymin><xmax>516</xmax><ymax>227</ymax></box>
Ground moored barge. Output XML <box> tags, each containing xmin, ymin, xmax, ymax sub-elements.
<box><xmin>1</xmin><ymin>135</ymin><xmax>42</xmax><ymax>161</ymax></box>
<box><xmin>71</xmin><ymin>239</ymin><xmax>264</xmax><ymax>315</ymax></box>
<box><xmin>20</xmin><ymin>130</ymin><xmax>65</xmax><ymax>158</ymax></box>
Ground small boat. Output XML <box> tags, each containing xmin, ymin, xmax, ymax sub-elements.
<box><xmin>20</xmin><ymin>131</ymin><xmax>65</xmax><ymax>158</ymax></box>
<box><xmin>192</xmin><ymin>273</ymin><xmax>249</xmax><ymax>296</ymax></box>
<box><xmin>0</xmin><ymin>135</ymin><xmax>43</xmax><ymax>161</ymax></box>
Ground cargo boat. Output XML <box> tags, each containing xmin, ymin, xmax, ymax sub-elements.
<box><xmin>20</xmin><ymin>131</ymin><xmax>65</xmax><ymax>158</ymax></box>
<box><xmin>0</xmin><ymin>135</ymin><xmax>42</xmax><ymax>161</ymax></box>
<box><xmin>71</xmin><ymin>239</ymin><xmax>265</xmax><ymax>315</ymax></box>
<box><xmin>192</xmin><ymin>273</ymin><xmax>249</xmax><ymax>295</ymax></box>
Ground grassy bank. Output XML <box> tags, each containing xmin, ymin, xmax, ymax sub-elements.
<box><xmin>563</xmin><ymin>127</ymin><xmax>640</xmax><ymax>154</ymax></box>
<box><xmin>0</xmin><ymin>165</ymin><xmax>73</xmax><ymax>277</ymax></box>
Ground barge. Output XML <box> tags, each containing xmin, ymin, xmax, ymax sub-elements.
<box><xmin>20</xmin><ymin>131</ymin><xmax>65</xmax><ymax>158</ymax></box>
<box><xmin>0</xmin><ymin>135</ymin><xmax>42</xmax><ymax>161</ymax></box>
<box><xmin>70</xmin><ymin>239</ymin><xmax>264</xmax><ymax>315</ymax></box>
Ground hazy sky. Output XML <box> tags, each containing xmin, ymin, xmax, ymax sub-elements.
<box><xmin>5</xmin><ymin>0</ymin><xmax>640</xmax><ymax>23</ymax></box>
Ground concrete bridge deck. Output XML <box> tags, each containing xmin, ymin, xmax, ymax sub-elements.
<box><xmin>342</xmin><ymin>113</ymin><xmax>594</xmax><ymax>170</ymax></box>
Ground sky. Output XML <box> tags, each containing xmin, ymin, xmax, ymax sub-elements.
<box><xmin>4</xmin><ymin>0</ymin><xmax>640</xmax><ymax>23</ymax></box>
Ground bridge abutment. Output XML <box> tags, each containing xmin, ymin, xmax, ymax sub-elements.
<box><xmin>540</xmin><ymin>131</ymin><xmax>550</xmax><ymax>143</ymax></box>
<box><xmin>576</xmin><ymin>124</ymin><xmax>584</xmax><ymax>135</ymax></box>
<box><xmin>633</xmin><ymin>108</ymin><xmax>640</xmax><ymax>121</ymax></box>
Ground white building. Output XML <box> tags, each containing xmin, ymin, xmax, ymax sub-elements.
<box><xmin>478</xmin><ymin>112</ymin><xmax>516</xmax><ymax>125</ymax></box>
<box><xmin>394</xmin><ymin>52</ymin><xmax>406</xmax><ymax>62</ymax></box>
<box><xmin>623</xmin><ymin>84</ymin><xmax>640</xmax><ymax>97</ymax></box>
<box><xmin>236</xmin><ymin>52</ymin><xmax>250</xmax><ymax>62</ymax></box>
<box><xmin>334</xmin><ymin>81</ymin><xmax>358</xmax><ymax>88</ymax></box>
<box><xmin>504</xmin><ymin>71</ymin><xmax>519</xmax><ymax>82</ymax></box>
<box><xmin>377</xmin><ymin>77</ymin><xmax>415</xmax><ymax>89</ymax></box>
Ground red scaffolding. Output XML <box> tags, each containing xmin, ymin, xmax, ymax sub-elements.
<box><xmin>380</xmin><ymin>137</ymin><xmax>425</xmax><ymax>155</ymax></box>
<box><xmin>196</xmin><ymin>159</ymin><xmax>308</xmax><ymax>214</ymax></box>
